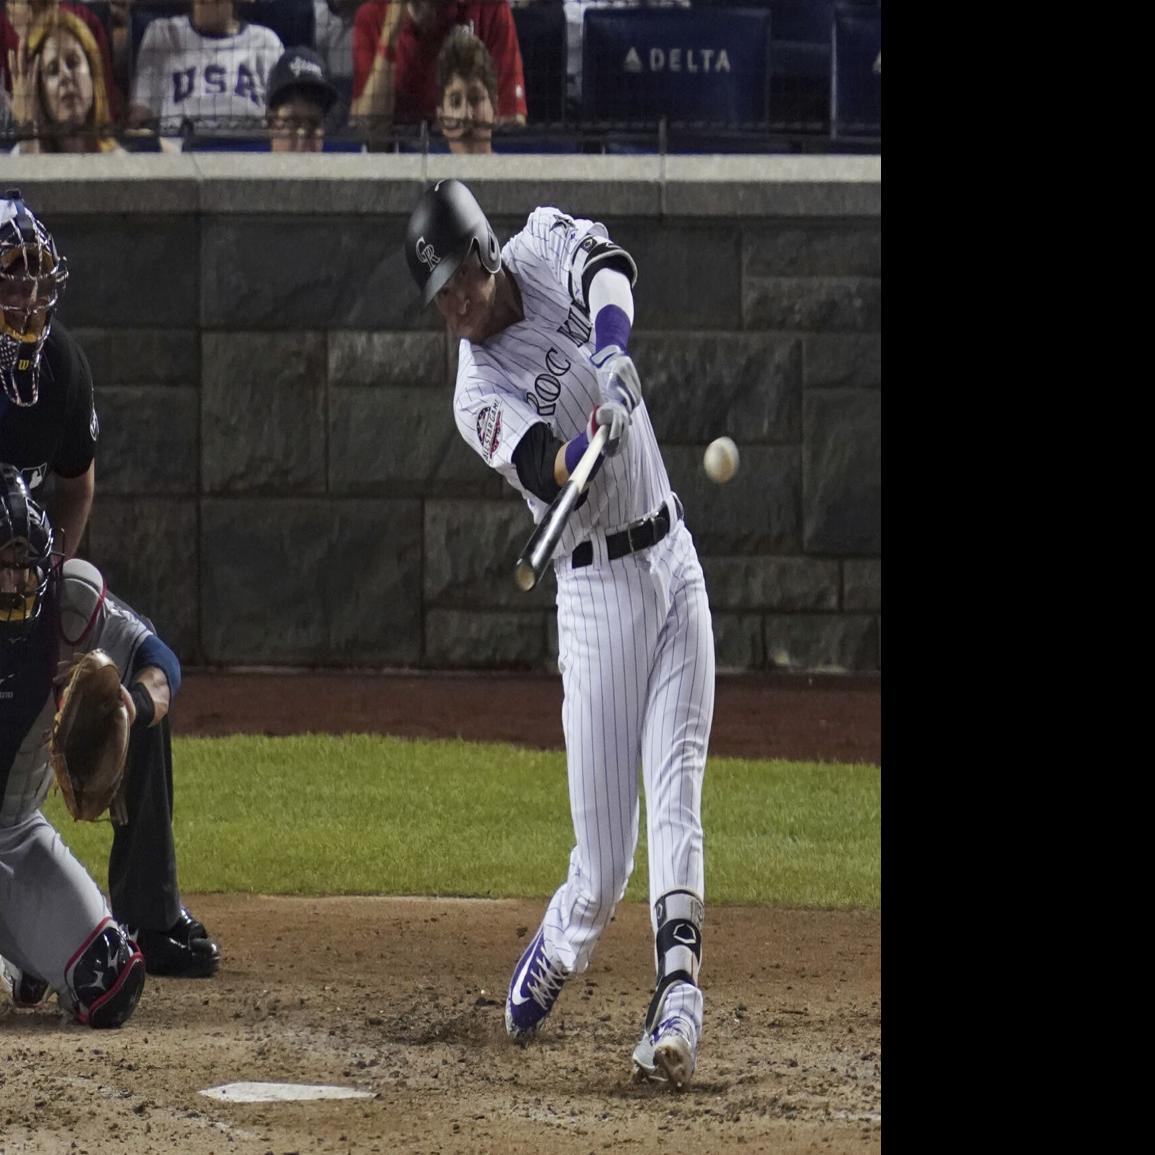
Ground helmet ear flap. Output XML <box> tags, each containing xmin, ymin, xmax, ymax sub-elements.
<box><xmin>480</xmin><ymin>226</ymin><xmax>501</xmax><ymax>275</ymax></box>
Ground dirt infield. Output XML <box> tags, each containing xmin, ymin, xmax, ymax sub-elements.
<box><xmin>174</xmin><ymin>670</ymin><xmax>883</xmax><ymax>765</ymax></box>
<box><xmin>1</xmin><ymin>672</ymin><xmax>881</xmax><ymax>1155</ymax></box>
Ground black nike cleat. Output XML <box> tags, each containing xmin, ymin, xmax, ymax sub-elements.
<box><xmin>133</xmin><ymin>909</ymin><xmax>220</xmax><ymax>978</ymax></box>
<box><xmin>2</xmin><ymin>959</ymin><xmax>50</xmax><ymax>1007</ymax></box>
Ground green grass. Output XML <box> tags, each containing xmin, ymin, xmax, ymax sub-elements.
<box><xmin>43</xmin><ymin>734</ymin><xmax>880</xmax><ymax>910</ymax></box>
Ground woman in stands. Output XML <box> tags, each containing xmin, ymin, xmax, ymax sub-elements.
<box><xmin>6</xmin><ymin>4</ymin><xmax>121</xmax><ymax>153</ymax></box>
<box><xmin>2</xmin><ymin>1</ymin><xmax>122</xmax><ymax>115</ymax></box>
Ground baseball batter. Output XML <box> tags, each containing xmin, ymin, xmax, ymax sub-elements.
<box><xmin>0</xmin><ymin>463</ymin><xmax>183</xmax><ymax>1027</ymax></box>
<box><xmin>404</xmin><ymin>180</ymin><xmax>715</xmax><ymax>1088</ymax></box>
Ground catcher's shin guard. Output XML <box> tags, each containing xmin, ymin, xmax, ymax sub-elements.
<box><xmin>642</xmin><ymin>890</ymin><xmax>703</xmax><ymax>1036</ymax></box>
<box><xmin>64</xmin><ymin>919</ymin><xmax>146</xmax><ymax>1028</ymax></box>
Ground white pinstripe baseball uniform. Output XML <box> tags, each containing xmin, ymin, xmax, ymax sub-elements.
<box><xmin>452</xmin><ymin>208</ymin><xmax>716</xmax><ymax>1065</ymax></box>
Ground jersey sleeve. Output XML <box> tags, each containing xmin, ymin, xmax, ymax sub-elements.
<box><xmin>60</xmin><ymin>561</ymin><xmax>150</xmax><ymax>680</ymax></box>
<box><xmin>513</xmin><ymin>208</ymin><xmax>637</xmax><ymax>312</ymax></box>
<box><xmin>454</xmin><ymin>343</ymin><xmax>541</xmax><ymax>495</ymax></box>
<box><xmin>53</xmin><ymin>336</ymin><xmax>98</xmax><ymax>479</ymax></box>
<box><xmin>256</xmin><ymin>28</ymin><xmax>285</xmax><ymax>84</ymax></box>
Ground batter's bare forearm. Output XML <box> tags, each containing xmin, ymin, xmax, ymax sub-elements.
<box><xmin>554</xmin><ymin>443</ymin><xmax>571</xmax><ymax>486</ymax></box>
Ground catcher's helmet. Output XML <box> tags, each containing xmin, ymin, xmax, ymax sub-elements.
<box><xmin>1</xmin><ymin>189</ymin><xmax>69</xmax><ymax>407</ymax></box>
<box><xmin>0</xmin><ymin>463</ymin><xmax>55</xmax><ymax>641</ymax></box>
<box><xmin>404</xmin><ymin>178</ymin><xmax>500</xmax><ymax>306</ymax></box>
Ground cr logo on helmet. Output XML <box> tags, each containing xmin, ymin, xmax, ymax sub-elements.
<box><xmin>416</xmin><ymin>237</ymin><xmax>440</xmax><ymax>271</ymax></box>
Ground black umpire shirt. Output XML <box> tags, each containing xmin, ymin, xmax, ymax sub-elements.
<box><xmin>0</xmin><ymin>321</ymin><xmax>99</xmax><ymax>493</ymax></box>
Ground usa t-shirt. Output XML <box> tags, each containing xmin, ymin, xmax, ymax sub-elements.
<box><xmin>131</xmin><ymin>17</ymin><xmax>284</xmax><ymax>132</ymax></box>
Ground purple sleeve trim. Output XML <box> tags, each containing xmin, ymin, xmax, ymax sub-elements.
<box><xmin>594</xmin><ymin>304</ymin><xmax>632</xmax><ymax>354</ymax></box>
<box><xmin>565</xmin><ymin>429</ymin><xmax>590</xmax><ymax>475</ymax></box>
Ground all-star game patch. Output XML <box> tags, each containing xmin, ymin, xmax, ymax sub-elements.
<box><xmin>476</xmin><ymin>404</ymin><xmax>503</xmax><ymax>464</ymax></box>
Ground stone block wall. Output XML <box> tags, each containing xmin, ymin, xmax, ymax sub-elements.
<box><xmin>8</xmin><ymin>154</ymin><xmax>880</xmax><ymax>673</ymax></box>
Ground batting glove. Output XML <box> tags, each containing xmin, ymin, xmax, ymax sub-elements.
<box><xmin>589</xmin><ymin>402</ymin><xmax>630</xmax><ymax>458</ymax></box>
<box><xmin>590</xmin><ymin>346</ymin><xmax>642</xmax><ymax>414</ymax></box>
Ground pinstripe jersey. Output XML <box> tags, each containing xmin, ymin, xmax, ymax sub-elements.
<box><xmin>464</xmin><ymin>206</ymin><xmax>716</xmax><ymax>1061</ymax></box>
<box><xmin>454</xmin><ymin>208</ymin><xmax>673</xmax><ymax>558</ymax></box>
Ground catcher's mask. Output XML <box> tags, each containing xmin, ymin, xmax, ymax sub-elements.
<box><xmin>0</xmin><ymin>463</ymin><xmax>55</xmax><ymax>640</ymax></box>
<box><xmin>1</xmin><ymin>189</ymin><xmax>69</xmax><ymax>408</ymax></box>
<box><xmin>404</xmin><ymin>178</ymin><xmax>500</xmax><ymax>306</ymax></box>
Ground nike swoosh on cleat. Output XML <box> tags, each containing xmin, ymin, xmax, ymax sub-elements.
<box><xmin>509</xmin><ymin>935</ymin><xmax>541</xmax><ymax>1007</ymax></box>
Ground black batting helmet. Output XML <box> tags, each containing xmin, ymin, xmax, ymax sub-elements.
<box><xmin>404</xmin><ymin>178</ymin><xmax>500</xmax><ymax>306</ymax></box>
<box><xmin>0</xmin><ymin>463</ymin><xmax>55</xmax><ymax>642</ymax></box>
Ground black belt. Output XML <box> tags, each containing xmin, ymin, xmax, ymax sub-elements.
<box><xmin>572</xmin><ymin>495</ymin><xmax>683</xmax><ymax>569</ymax></box>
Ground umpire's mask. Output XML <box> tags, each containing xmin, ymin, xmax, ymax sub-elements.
<box><xmin>1</xmin><ymin>190</ymin><xmax>70</xmax><ymax>408</ymax></box>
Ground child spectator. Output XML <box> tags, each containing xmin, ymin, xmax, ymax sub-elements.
<box><xmin>350</xmin><ymin>1</ymin><xmax>525</xmax><ymax>135</ymax></box>
<box><xmin>435</xmin><ymin>24</ymin><xmax>494</xmax><ymax>155</ymax></box>
<box><xmin>265</xmin><ymin>44</ymin><xmax>338</xmax><ymax>153</ymax></box>
<box><xmin>6</xmin><ymin>3</ymin><xmax>121</xmax><ymax>152</ymax></box>
<box><xmin>128</xmin><ymin>0</ymin><xmax>284</xmax><ymax>138</ymax></box>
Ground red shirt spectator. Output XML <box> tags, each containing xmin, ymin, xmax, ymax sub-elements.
<box><xmin>1</xmin><ymin>16</ymin><xmax>17</xmax><ymax>92</ymax></box>
<box><xmin>352</xmin><ymin>0</ymin><xmax>526</xmax><ymax>124</ymax></box>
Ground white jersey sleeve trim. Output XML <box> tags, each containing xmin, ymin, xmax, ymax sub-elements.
<box><xmin>587</xmin><ymin>268</ymin><xmax>636</xmax><ymax>327</ymax></box>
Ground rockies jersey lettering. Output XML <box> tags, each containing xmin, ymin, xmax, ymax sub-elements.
<box><xmin>455</xmin><ymin>208</ymin><xmax>671</xmax><ymax>558</ymax></box>
<box><xmin>557</xmin><ymin>305</ymin><xmax>592</xmax><ymax>349</ymax></box>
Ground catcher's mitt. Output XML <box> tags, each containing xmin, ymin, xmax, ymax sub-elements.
<box><xmin>51</xmin><ymin>649</ymin><xmax>131</xmax><ymax>823</ymax></box>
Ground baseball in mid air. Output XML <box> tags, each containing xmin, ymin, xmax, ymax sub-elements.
<box><xmin>703</xmin><ymin>436</ymin><xmax>740</xmax><ymax>484</ymax></box>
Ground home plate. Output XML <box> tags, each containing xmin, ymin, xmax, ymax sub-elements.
<box><xmin>200</xmin><ymin>1082</ymin><xmax>375</xmax><ymax>1103</ymax></box>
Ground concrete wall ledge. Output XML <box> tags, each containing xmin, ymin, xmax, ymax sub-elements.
<box><xmin>3</xmin><ymin>153</ymin><xmax>881</xmax><ymax>218</ymax></box>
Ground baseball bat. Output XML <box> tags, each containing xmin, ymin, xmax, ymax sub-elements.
<box><xmin>514</xmin><ymin>424</ymin><xmax>610</xmax><ymax>592</ymax></box>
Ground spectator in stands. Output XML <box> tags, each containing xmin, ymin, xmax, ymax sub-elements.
<box><xmin>5</xmin><ymin>3</ymin><xmax>121</xmax><ymax>152</ymax></box>
<box><xmin>104</xmin><ymin>0</ymin><xmax>133</xmax><ymax>107</ymax></box>
<box><xmin>350</xmin><ymin>1</ymin><xmax>525</xmax><ymax>136</ymax></box>
<box><xmin>127</xmin><ymin>0</ymin><xmax>284</xmax><ymax>139</ymax></box>
<box><xmin>313</xmin><ymin>0</ymin><xmax>358</xmax><ymax>112</ymax></box>
<box><xmin>1</xmin><ymin>6</ymin><xmax>19</xmax><ymax>100</ymax></box>
<box><xmin>563</xmin><ymin>0</ymin><xmax>688</xmax><ymax>110</ymax></box>
<box><xmin>435</xmin><ymin>24</ymin><xmax>494</xmax><ymax>155</ymax></box>
<box><xmin>265</xmin><ymin>44</ymin><xmax>338</xmax><ymax>153</ymax></box>
<box><xmin>2</xmin><ymin>0</ymin><xmax>120</xmax><ymax>118</ymax></box>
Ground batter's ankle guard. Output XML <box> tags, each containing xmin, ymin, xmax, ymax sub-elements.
<box><xmin>642</xmin><ymin>889</ymin><xmax>704</xmax><ymax>1035</ymax></box>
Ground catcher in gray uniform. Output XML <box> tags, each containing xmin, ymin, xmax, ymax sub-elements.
<box><xmin>0</xmin><ymin>463</ymin><xmax>182</xmax><ymax>1025</ymax></box>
